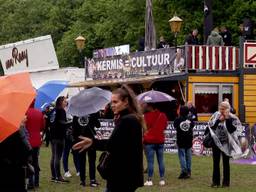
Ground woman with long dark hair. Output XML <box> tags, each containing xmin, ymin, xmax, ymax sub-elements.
<box><xmin>50</xmin><ymin>96</ymin><xmax>69</xmax><ymax>183</ymax></box>
<box><xmin>73</xmin><ymin>85</ymin><xmax>144</xmax><ymax>191</ymax></box>
<box><xmin>105</xmin><ymin>85</ymin><xmax>144</xmax><ymax>192</ymax></box>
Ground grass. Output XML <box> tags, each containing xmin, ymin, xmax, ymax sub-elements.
<box><xmin>36</xmin><ymin>146</ymin><xmax>256</xmax><ymax>192</ymax></box>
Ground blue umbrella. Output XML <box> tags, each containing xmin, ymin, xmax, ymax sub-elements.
<box><xmin>137</xmin><ymin>90</ymin><xmax>175</xmax><ymax>103</ymax></box>
<box><xmin>35</xmin><ymin>80</ymin><xmax>68</xmax><ymax>111</ymax></box>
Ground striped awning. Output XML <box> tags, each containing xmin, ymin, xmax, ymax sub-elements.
<box><xmin>222</xmin><ymin>86</ymin><xmax>232</xmax><ymax>94</ymax></box>
<box><xmin>194</xmin><ymin>85</ymin><xmax>218</xmax><ymax>94</ymax></box>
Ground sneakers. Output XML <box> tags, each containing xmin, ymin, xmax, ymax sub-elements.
<box><xmin>90</xmin><ymin>180</ymin><xmax>100</xmax><ymax>187</ymax></box>
<box><xmin>144</xmin><ymin>180</ymin><xmax>153</xmax><ymax>186</ymax></box>
<box><xmin>159</xmin><ymin>180</ymin><xmax>165</xmax><ymax>186</ymax></box>
<box><xmin>76</xmin><ymin>172</ymin><xmax>80</xmax><ymax>176</ymax></box>
<box><xmin>64</xmin><ymin>171</ymin><xmax>72</xmax><ymax>178</ymax></box>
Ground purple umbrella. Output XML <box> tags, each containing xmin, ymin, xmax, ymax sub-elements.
<box><xmin>137</xmin><ymin>90</ymin><xmax>175</xmax><ymax>103</ymax></box>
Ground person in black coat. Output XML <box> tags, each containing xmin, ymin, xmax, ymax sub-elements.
<box><xmin>174</xmin><ymin>106</ymin><xmax>194</xmax><ymax>179</ymax></box>
<box><xmin>72</xmin><ymin>85</ymin><xmax>144</xmax><ymax>192</ymax></box>
<box><xmin>0</xmin><ymin>127</ymin><xmax>32</xmax><ymax>192</ymax></box>
<box><xmin>49</xmin><ymin>96</ymin><xmax>70</xmax><ymax>183</ymax></box>
<box><xmin>185</xmin><ymin>29</ymin><xmax>199</xmax><ymax>45</ymax></box>
<box><xmin>220</xmin><ymin>26</ymin><xmax>232</xmax><ymax>46</ymax></box>
<box><xmin>105</xmin><ymin>85</ymin><xmax>144</xmax><ymax>192</ymax></box>
<box><xmin>187</xmin><ymin>101</ymin><xmax>198</xmax><ymax>121</ymax></box>
<box><xmin>72</xmin><ymin>113</ymin><xmax>101</xmax><ymax>187</ymax></box>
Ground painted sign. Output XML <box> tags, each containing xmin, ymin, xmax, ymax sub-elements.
<box><xmin>0</xmin><ymin>35</ymin><xmax>59</xmax><ymax>75</ymax></box>
<box><xmin>244</xmin><ymin>42</ymin><xmax>256</xmax><ymax>68</ymax></box>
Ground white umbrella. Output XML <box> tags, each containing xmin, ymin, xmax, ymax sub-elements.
<box><xmin>137</xmin><ymin>90</ymin><xmax>175</xmax><ymax>103</ymax></box>
<box><xmin>67</xmin><ymin>87</ymin><xmax>112</xmax><ymax>117</ymax></box>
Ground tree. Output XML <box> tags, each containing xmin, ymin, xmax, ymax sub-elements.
<box><xmin>0</xmin><ymin>0</ymin><xmax>255</xmax><ymax>68</ymax></box>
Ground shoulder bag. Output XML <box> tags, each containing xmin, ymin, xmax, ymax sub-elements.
<box><xmin>97</xmin><ymin>151</ymin><xmax>111</xmax><ymax>180</ymax></box>
<box><xmin>203</xmin><ymin>126</ymin><xmax>214</xmax><ymax>148</ymax></box>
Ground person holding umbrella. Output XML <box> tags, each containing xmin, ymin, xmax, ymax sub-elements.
<box><xmin>0</xmin><ymin>73</ymin><xmax>36</xmax><ymax>191</ymax></box>
<box><xmin>143</xmin><ymin>103</ymin><xmax>168</xmax><ymax>186</ymax></box>
<box><xmin>137</xmin><ymin>89</ymin><xmax>173</xmax><ymax>186</ymax></box>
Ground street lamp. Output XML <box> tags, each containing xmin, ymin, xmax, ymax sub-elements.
<box><xmin>169</xmin><ymin>14</ymin><xmax>183</xmax><ymax>51</ymax></box>
<box><xmin>75</xmin><ymin>35</ymin><xmax>86</xmax><ymax>77</ymax></box>
<box><xmin>75</xmin><ymin>35</ymin><xmax>86</xmax><ymax>52</ymax></box>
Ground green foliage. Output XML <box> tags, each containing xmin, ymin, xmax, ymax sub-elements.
<box><xmin>0</xmin><ymin>0</ymin><xmax>255</xmax><ymax>67</ymax></box>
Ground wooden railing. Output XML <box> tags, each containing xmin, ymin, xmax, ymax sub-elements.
<box><xmin>186</xmin><ymin>45</ymin><xmax>239</xmax><ymax>71</ymax></box>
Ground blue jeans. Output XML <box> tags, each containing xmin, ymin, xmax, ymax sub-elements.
<box><xmin>178</xmin><ymin>148</ymin><xmax>192</xmax><ymax>174</ymax></box>
<box><xmin>62</xmin><ymin>138</ymin><xmax>80</xmax><ymax>173</ymax></box>
<box><xmin>145</xmin><ymin>144</ymin><xmax>165</xmax><ymax>179</ymax></box>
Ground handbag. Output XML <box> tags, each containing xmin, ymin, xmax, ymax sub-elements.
<box><xmin>97</xmin><ymin>151</ymin><xmax>111</xmax><ymax>179</ymax></box>
<box><xmin>203</xmin><ymin>128</ymin><xmax>214</xmax><ymax>148</ymax></box>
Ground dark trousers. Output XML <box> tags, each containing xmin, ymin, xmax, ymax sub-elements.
<box><xmin>105</xmin><ymin>186</ymin><xmax>136</xmax><ymax>192</ymax></box>
<box><xmin>212</xmin><ymin>145</ymin><xmax>230</xmax><ymax>186</ymax></box>
<box><xmin>44</xmin><ymin>128</ymin><xmax>50</xmax><ymax>147</ymax></box>
<box><xmin>78</xmin><ymin>148</ymin><xmax>97</xmax><ymax>183</ymax></box>
<box><xmin>29</xmin><ymin>147</ymin><xmax>40</xmax><ymax>187</ymax></box>
<box><xmin>50</xmin><ymin>139</ymin><xmax>64</xmax><ymax>179</ymax></box>
<box><xmin>1</xmin><ymin>166</ymin><xmax>27</xmax><ymax>192</ymax></box>
<box><xmin>62</xmin><ymin>138</ymin><xmax>80</xmax><ymax>173</ymax></box>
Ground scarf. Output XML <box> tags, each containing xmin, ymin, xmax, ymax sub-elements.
<box><xmin>208</xmin><ymin>111</ymin><xmax>243</xmax><ymax>159</ymax></box>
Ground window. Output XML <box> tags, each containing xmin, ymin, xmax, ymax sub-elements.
<box><xmin>193</xmin><ymin>84</ymin><xmax>234</xmax><ymax>114</ymax></box>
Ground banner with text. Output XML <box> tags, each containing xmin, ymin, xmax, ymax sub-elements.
<box><xmin>96</xmin><ymin>119</ymin><xmax>250</xmax><ymax>156</ymax></box>
<box><xmin>87</xmin><ymin>47</ymin><xmax>185</xmax><ymax>80</ymax></box>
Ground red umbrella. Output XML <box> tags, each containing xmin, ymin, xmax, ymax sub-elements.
<box><xmin>0</xmin><ymin>72</ymin><xmax>36</xmax><ymax>142</ymax></box>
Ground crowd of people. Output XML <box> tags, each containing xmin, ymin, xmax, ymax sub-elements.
<box><xmin>0</xmin><ymin>84</ymin><xmax>244</xmax><ymax>192</ymax></box>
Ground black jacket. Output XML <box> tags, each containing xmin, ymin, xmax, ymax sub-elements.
<box><xmin>208</xmin><ymin>118</ymin><xmax>236</xmax><ymax>133</ymax></box>
<box><xmin>106</xmin><ymin>109</ymin><xmax>144</xmax><ymax>191</ymax></box>
<box><xmin>220</xmin><ymin>30</ymin><xmax>232</xmax><ymax>46</ymax></box>
<box><xmin>185</xmin><ymin>34</ymin><xmax>199</xmax><ymax>45</ymax></box>
<box><xmin>72</xmin><ymin>113</ymin><xmax>100</xmax><ymax>144</ymax></box>
<box><xmin>188</xmin><ymin>107</ymin><xmax>198</xmax><ymax>121</ymax></box>
<box><xmin>174</xmin><ymin>116</ymin><xmax>194</xmax><ymax>149</ymax></box>
<box><xmin>50</xmin><ymin>108</ymin><xmax>68</xmax><ymax>140</ymax></box>
<box><xmin>205</xmin><ymin>117</ymin><xmax>237</xmax><ymax>144</ymax></box>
